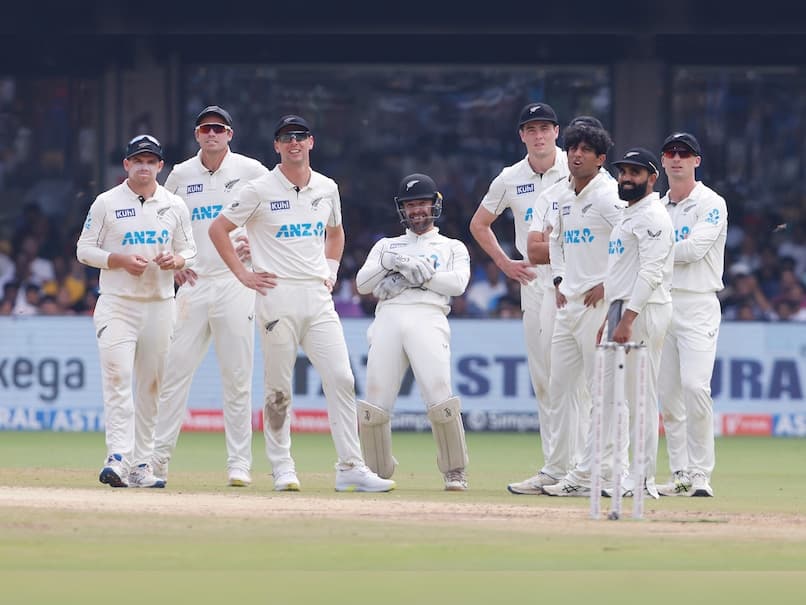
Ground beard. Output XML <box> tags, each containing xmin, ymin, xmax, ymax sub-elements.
<box><xmin>618</xmin><ymin>179</ymin><xmax>648</xmax><ymax>202</ymax></box>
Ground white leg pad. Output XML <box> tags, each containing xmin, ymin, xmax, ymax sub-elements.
<box><xmin>357</xmin><ymin>400</ymin><xmax>396</xmax><ymax>479</ymax></box>
<box><xmin>426</xmin><ymin>396</ymin><xmax>469</xmax><ymax>473</ymax></box>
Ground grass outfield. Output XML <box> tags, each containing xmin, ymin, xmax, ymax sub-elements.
<box><xmin>1</xmin><ymin>432</ymin><xmax>805</xmax><ymax>604</ymax></box>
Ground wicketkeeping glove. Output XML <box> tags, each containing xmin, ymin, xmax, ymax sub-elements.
<box><xmin>373</xmin><ymin>272</ymin><xmax>414</xmax><ymax>301</ymax></box>
<box><xmin>380</xmin><ymin>252</ymin><xmax>436</xmax><ymax>286</ymax></box>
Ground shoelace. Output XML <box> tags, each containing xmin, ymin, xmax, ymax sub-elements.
<box><xmin>445</xmin><ymin>470</ymin><xmax>465</xmax><ymax>482</ymax></box>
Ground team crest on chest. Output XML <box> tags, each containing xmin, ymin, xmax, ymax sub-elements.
<box><xmin>224</xmin><ymin>179</ymin><xmax>240</xmax><ymax>191</ymax></box>
<box><xmin>311</xmin><ymin>197</ymin><xmax>330</xmax><ymax>211</ymax></box>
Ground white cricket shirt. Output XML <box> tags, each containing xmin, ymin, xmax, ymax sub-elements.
<box><xmin>605</xmin><ymin>192</ymin><xmax>674</xmax><ymax>312</ymax></box>
<box><xmin>163</xmin><ymin>150</ymin><xmax>269</xmax><ymax>278</ymax></box>
<box><xmin>528</xmin><ymin>178</ymin><xmax>568</xmax><ymax>290</ymax></box>
<box><xmin>221</xmin><ymin>166</ymin><xmax>340</xmax><ymax>282</ymax></box>
<box><xmin>662</xmin><ymin>182</ymin><xmax>728</xmax><ymax>294</ymax></box>
<box><xmin>549</xmin><ymin>172</ymin><xmax>624</xmax><ymax>297</ymax></box>
<box><xmin>479</xmin><ymin>148</ymin><xmax>569</xmax><ymax>259</ymax></box>
<box><xmin>77</xmin><ymin>181</ymin><xmax>196</xmax><ymax>300</ymax></box>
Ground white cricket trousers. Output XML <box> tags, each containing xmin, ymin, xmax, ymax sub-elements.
<box><xmin>659</xmin><ymin>291</ymin><xmax>721</xmax><ymax>479</ymax></box>
<box><xmin>521</xmin><ymin>282</ymin><xmax>558</xmax><ymax>464</ymax></box>
<box><xmin>93</xmin><ymin>294</ymin><xmax>175</xmax><ymax>467</ymax></box>
<box><xmin>566</xmin><ymin>301</ymin><xmax>672</xmax><ymax>488</ymax></box>
<box><xmin>153</xmin><ymin>273</ymin><xmax>256</xmax><ymax>473</ymax></box>
<box><xmin>257</xmin><ymin>281</ymin><xmax>363</xmax><ymax>472</ymax></box>
<box><xmin>543</xmin><ymin>295</ymin><xmax>607</xmax><ymax>479</ymax></box>
<box><xmin>364</xmin><ymin>303</ymin><xmax>453</xmax><ymax>410</ymax></box>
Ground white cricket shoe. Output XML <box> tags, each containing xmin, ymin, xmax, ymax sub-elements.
<box><xmin>603</xmin><ymin>479</ymin><xmax>660</xmax><ymax>500</ymax></box>
<box><xmin>128</xmin><ymin>463</ymin><xmax>166</xmax><ymax>488</ymax></box>
<box><xmin>228</xmin><ymin>469</ymin><xmax>252</xmax><ymax>487</ymax></box>
<box><xmin>657</xmin><ymin>470</ymin><xmax>692</xmax><ymax>497</ymax></box>
<box><xmin>99</xmin><ymin>454</ymin><xmax>128</xmax><ymax>488</ymax></box>
<box><xmin>151</xmin><ymin>456</ymin><xmax>169</xmax><ymax>483</ymax></box>
<box><xmin>335</xmin><ymin>464</ymin><xmax>396</xmax><ymax>492</ymax></box>
<box><xmin>507</xmin><ymin>471</ymin><xmax>557</xmax><ymax>495</ymax></box>
<box><xmin>444</xmin><ymin>468</ymin><xmax>468</xmax><ymax>491</ymax></box>
<box><xmin>689</xmin><ymin>472</ymin><xmax>714</xmax><ymax>497</ymax></box>
<box><xmin>273</xmin><ymin>469</ymin><xmax>301</xmax><ymax>492</ymax></box>
<box><xmin>542</xmin><ymin>478</ymin><xmax>591</xmax><ymax>497</ymax></box>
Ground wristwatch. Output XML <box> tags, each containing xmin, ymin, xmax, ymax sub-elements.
<box><xmin>553</xmin><ymin>276</ymin><xmax>563</xmax><ymax>287</ymax></box>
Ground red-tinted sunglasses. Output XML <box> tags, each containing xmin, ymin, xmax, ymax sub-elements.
<box><xmin>196</xmin><ymin>123</ymin><xmax>230</xmax><ymax>134</ymax></box>
<box><xmin>662</xmin><ymin>147</ymin><xmax>696</xmax><ymax>159</ymax></box>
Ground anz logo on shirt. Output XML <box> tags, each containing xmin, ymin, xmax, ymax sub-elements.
<box><xmin>121</xmin><ymin>229</ymin><xmax>171</xmax><ymax>245</ymax></box>
<box><xmin>191</xmin><ymin>205</ymin><xmax>223</xmax><ymax>221</ymax></box>
<box><xmin>524</xmin><ymin>207</ymin><xmax>533</xmax><ymax>223</ymax></box>
<box><xmin>276</xmin><ymin>222</ymin><xmax>325</xmax><ymax>239</ymax></box>
<box><xmin>674</xmin><ymin>226</ymin><xmax>691</xmax><ymax>242</ymax></box>
<box><xmin>608</xmin><ymin>238</ymin><xmax>625</xmax><ymax>255</ymax></box>
<box><xmin>563</xmin><ymin>228</ymin><xmax>595</xmax><ymax>244</ymax></box>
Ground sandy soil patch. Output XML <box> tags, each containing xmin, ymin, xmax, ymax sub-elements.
<box><xmin>1</xmin><ymin>486</ymin><xmax>804</xmax><ymax>540</ymax></box>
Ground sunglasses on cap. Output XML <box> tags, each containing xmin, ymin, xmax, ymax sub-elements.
<box><xmin>662</xmin><ymin>147</ymin><xmax>696</xmax><ymax>159</ymax></box>
<box><xmin>275</xmin><ymin>131</ymin><xmax>310</xmax><ymax>143</ymax></box>
<box><xmin>196</xmin><ymin>123</ymin><xmax>231</xmax><ymax>134</ymax></box>
<box><xmin>128</xmin><ymin>134</ymin><xmax>161</xmax><ymax>146</ymax></box>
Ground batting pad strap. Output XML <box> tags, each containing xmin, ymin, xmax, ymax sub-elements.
<box><xmin>426</xmin><ymin>396</ymin><xmax>469</xmax><ymax>473</ymax></box>
<box><xmin>357</xmin><ymin>400</ymin><xmax>396</xmax><ymax>479</ymax></box>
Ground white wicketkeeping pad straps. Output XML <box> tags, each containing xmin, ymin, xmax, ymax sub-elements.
<box><xmin>426</xmin><ymin>396</ymin><xmax>469</xmax><ymax>473</ymax></box>
<box><xmin>357</xmin><ymin>400</ymin><xmax>396</xmax><ymax>479</ymax></box>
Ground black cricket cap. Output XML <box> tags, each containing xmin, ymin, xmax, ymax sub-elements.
<box><xmin>661</xmin><ymin>132</ymin><xmax>702</xmax><ymax>156</ymax></box>
<box><xmin>274</xmin><ymin>115</ymin><xmax>311</xmax><ymax>138</ymax></box>
<box><xmin>125</xmin><ymin>134</ymin><xmax>163</xmax><ymax>160</ymax></box>
<box><xmin>518</xmin><ymin>102</ymin><xmax>559</xmax><ymax>128</ymax></box>
<box><xmin>612</xmin><ymin>147</ymin><xmax>660</xmax><ymax>175</ymax></box>
<box><xmin>196</xmin><ymin>105</ymin><xmax>233</xmax><ymax>126</ymax></box>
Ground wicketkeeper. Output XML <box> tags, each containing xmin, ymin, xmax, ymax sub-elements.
<box><xmin>355</xmin><ymin>173</ymin><xmax>471</xmax><ymax>490</ymax></box>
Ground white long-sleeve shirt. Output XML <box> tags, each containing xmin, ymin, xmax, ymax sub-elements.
<box><xmin>221</xmin><ymin>166</ymin><xmax>340</xmax><ymax>282</ymax></box>
<box><xmin>77</xmin><ymin>181</ymin><xmax>196</xmax><ymax>300</ymax></box>
<box><xmin>549</xmin><ymin>172</ymin><xmax>623</xmax><ymax>297</ymax></box>
<box><xmin>478</xmin><ymin>149</ymin><xmax>569</xmax><ymax>259</ymax></box>
<box><xmin>605</xmin><ymin>192</ymin><xmax>674</xmax><ymax>313</ymax></box>
<box><xmin>163</xmin><ymin>149</ymin><xmax>269</xmax><ymax>278</ymax></box>
<box><xmin>355</xmin><ymin>228</ymin><xmax>470</xmax><ymax>315</ymax></box>
<box><xmin>527</xmin><ymin>178</ymin><xmax>568</xmax><ymax>290</ymax></box>
<box><xmin>662</xmin><ymin>182</ymin><xmax>728</xmax><ymax>294</ymax></box>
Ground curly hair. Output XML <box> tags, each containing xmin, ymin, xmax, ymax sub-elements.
<box><xmin>562</xmin><ymin>123</ymin><xmax>613</xmax><ymax>157</ymax></box>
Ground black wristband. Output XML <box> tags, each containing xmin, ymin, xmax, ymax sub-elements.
<box><xmin>553</xmin><ymin>276</ymin><xmax>563</xmax><ymax>287</ymax></box>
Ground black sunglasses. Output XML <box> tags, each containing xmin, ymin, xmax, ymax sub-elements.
<box><xmin>275</xmin><ymin>131</ymin><xmax>311</xmax><ymax>143</ymax></box>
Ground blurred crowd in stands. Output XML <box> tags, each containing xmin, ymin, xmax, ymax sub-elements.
<box><xmin>3</xmin><ymin>197</ymin><xmax>805</xmax><ymax>322</ymax></box>
<box><xmin>2</xmin><ymin>68</ymin><xmax>806</xmax><ymax>321</ymax></box>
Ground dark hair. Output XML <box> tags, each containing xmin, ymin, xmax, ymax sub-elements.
<box><xmin>563</xmin><ymin>123</ymin><xmax>613</xmax><ymax>157</ymax></box>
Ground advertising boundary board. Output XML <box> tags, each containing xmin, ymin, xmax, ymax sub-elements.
<box><xmin>1</xmin><ymin>317</ymin><xmax>804</xmax><ymax>435</ymax></box>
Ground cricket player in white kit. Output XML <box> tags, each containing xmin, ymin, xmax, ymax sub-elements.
<box><xmin>208</xmin><ymin>114</ymin><xmax>394</xmax><ymax>493</ymax></box>
<box><xmin>77</xmin><ymin>135</ymin><xmax>197</xmax><ymax>488</ymax></box>
<box><xmin>541</xmin><ymin>122</ymin><xmax>624</xmax><ymax>496</ymax></box>
<box><xmin>150</xmin><ymin>106</ymin><xmax>270</xmax><ymax>487</ymax></box>
<box><xmin>355</xmin><ymin>173</ymin><xmax>471</xmax><ymax>490</ymax></box>
<box><xmin>468</xmin><ymin>103</ymin><xmax>569</xmax><ymax>495</ymax></box>
<box><xmin>656</xmin><ymin>133</ymin><xmax>727</xmax><ymax>498</ymax></box>
<box><xmin>596</xmin><ymin>148</ymin><xmax>673</xmax><ymax>498</ymax></box>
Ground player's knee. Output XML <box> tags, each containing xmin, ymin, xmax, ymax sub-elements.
<box><xmin>680</xmin><ymin>378</ymin><xmax>711</xmax><ymax>401</ymax></box>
